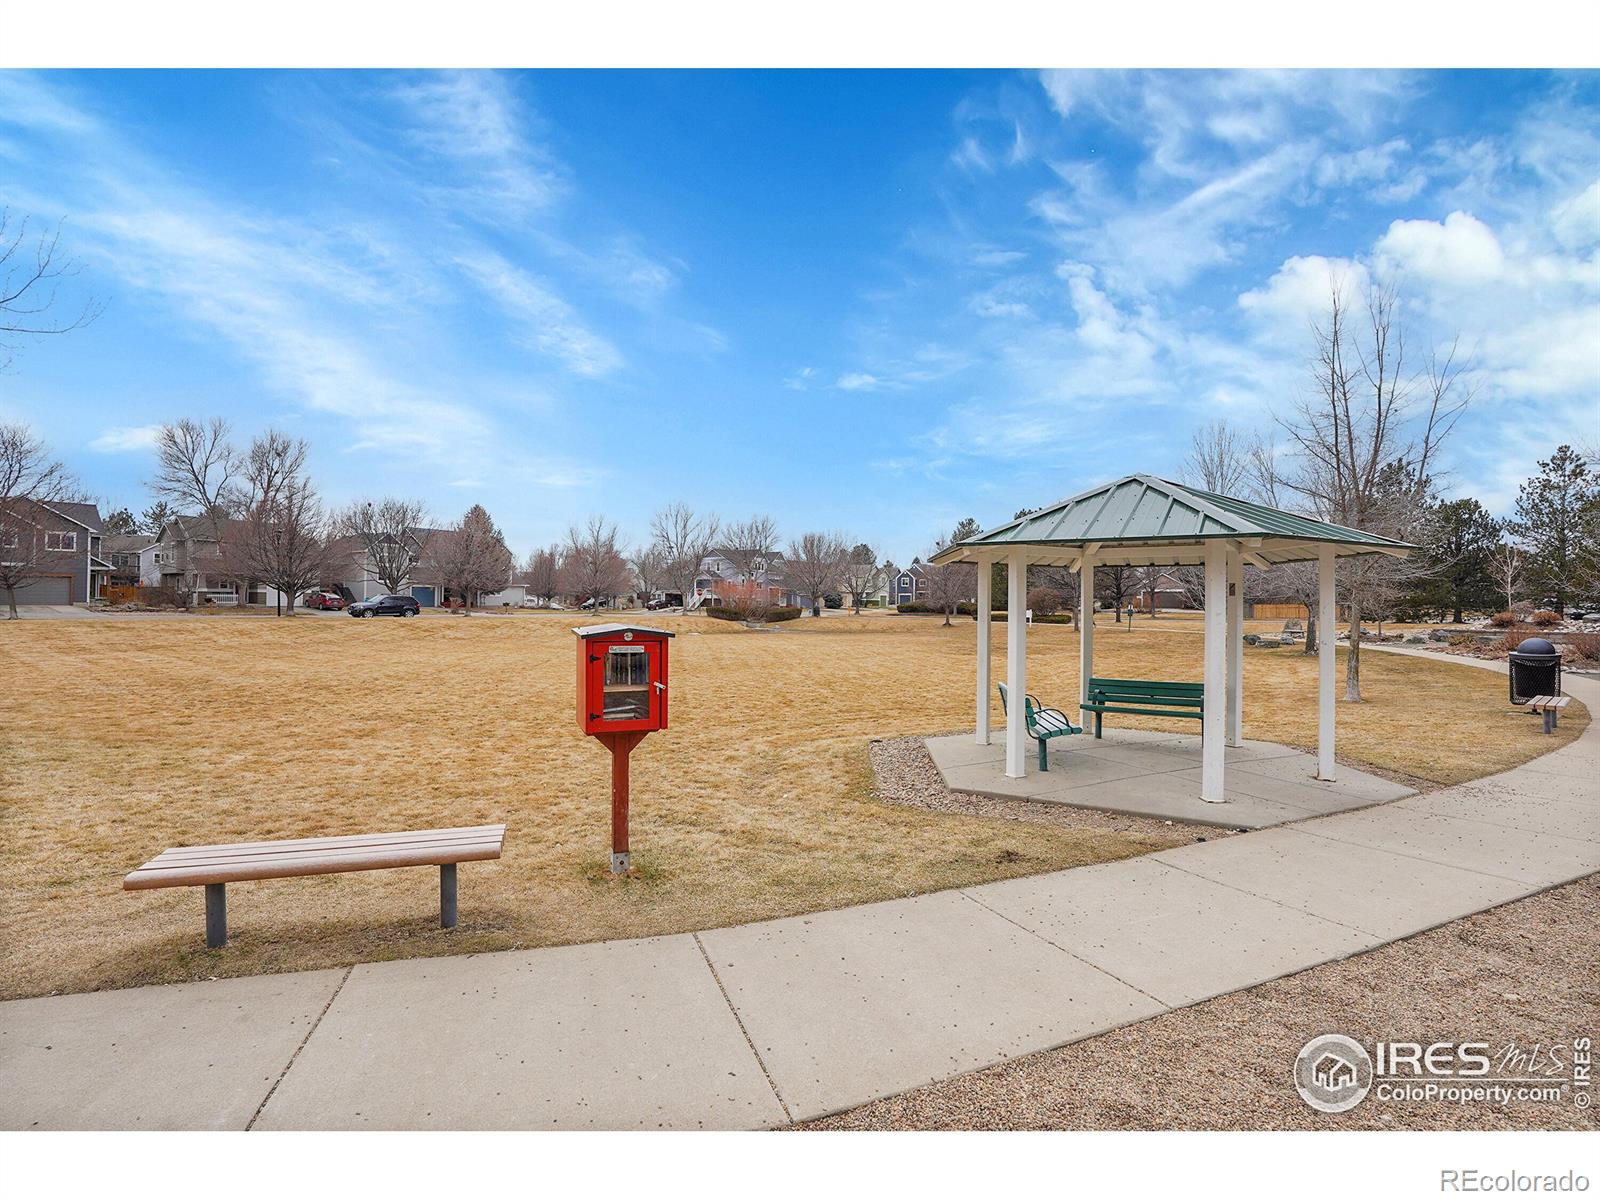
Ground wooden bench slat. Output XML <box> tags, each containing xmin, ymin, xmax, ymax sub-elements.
<box><xmin>146</xmin><ymin>824</ymin><xmax>506</xmax><ymax>860</ymax></box>
<box><xmin>135</xmin><ymin>836</ymin><xmax>506</xmax><ymax>875</ymax></box>
<box><xmin>146</xmin><ymin>827</ymin><xmax>504</xmax><ymax>865</ymax></box>
<box><xmin>124</xmin><ymin>826</ymin><xmax>507</xmax><ymax>890</ymax></box>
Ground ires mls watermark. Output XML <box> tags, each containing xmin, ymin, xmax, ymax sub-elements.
<box><xmin>1294</xmin><ymin>1033</ymin><xmax>1593</xmax><ymax>1114</ymax></box>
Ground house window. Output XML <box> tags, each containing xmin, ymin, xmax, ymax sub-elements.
<box><xmin>45</xmin><ymin>531</ymin><xmax>77</xmax><ymax>551</ymax></box>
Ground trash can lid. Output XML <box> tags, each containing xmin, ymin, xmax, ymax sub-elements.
<box><xmin>1513</xmin><ymin>637</ymin><xmax>1558</xmax><ymax>655</ymax></box>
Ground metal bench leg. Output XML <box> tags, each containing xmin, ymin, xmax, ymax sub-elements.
<box><xmin>1038</xmin><ymin>738</ymin><xmax>1049</xmax><ymax>771</ymax></box>
<box><xmin>205</xmin><ymin>883</ymin><xmax>227</xmax><ymax>949</ymax></box>
<box><xmin>1094</xmin><ymin>713</ymin><xmax>1102</xmax><ymax>739</ymax></box>
<box><xmin>440</xmin><ymin>863</ymin><xmax>458</xmax><ymax>929</ymax></box>
<box><xmin>1543</xmin><ymin>709</ymin><xmax>1555</xmax><ymax>735</ymax></box>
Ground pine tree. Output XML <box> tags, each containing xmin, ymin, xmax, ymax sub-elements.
<box><xmin>1512</xmin><ymin>445</ymin><xmax>1598</xmax><ymax>614</ymax></box>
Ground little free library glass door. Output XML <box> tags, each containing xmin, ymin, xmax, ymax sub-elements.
<box><xmin>597</xmin><ymin>642</ymin><xmax>661</xmax><ymax>726</ymax></box>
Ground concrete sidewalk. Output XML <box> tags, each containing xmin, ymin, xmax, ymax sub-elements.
<box><xmin>3</xmin><ymin>650</ymin><xmax>1595</xmax><ymax>1130</ymax></box>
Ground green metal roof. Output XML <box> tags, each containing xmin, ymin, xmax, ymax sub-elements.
<box><xmin>930</xmin><ymin>474</ymin><xmax>1413</xmax><ymax>568</ymax></box>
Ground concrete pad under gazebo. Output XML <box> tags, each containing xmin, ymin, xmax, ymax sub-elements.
<box><xmin>927</xmin><ymin>474</ymin><xmax>1413</xmax><ymax>810</ymax></box>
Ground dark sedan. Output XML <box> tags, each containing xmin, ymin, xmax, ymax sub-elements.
<box><xmin>348</xmin><ymin>593</ymin><xmax>421</xmax><ymax>617</ymax></box>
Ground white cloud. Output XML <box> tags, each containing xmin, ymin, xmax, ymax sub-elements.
<box><xmin>1374</xmin><ymin>210</ymin><xmax>1506</xmax><ymax>286</ymax></box>
<box><xmin>1238</xmin><ymin>254</ymin><xmax>1370</xmax><ymax>331</ymax></box>
<box><xmin>390</xmin><ymin>72</ymin><xmax>563</xmax><ymax>221</ymax></box>
<box><xmin>88</xmin><ymin>424</ymin><xmax>162</xmax><ymax>453</ymax></box>
<box><xmin>455</xmin><ymin>251</ymin><xmax>622</xmax><ymax>378</ymax></box>
<box><xmin>837</xmin><ymin>372</ymin><xmax>881</xmax><ymax>391</ymax></box>
<box><xmin>1550</xmin><ymin>179</ymin><xmax>1600</xmax><ymax>250</ymax></box>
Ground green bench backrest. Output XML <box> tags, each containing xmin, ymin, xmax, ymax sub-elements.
<box><xmin>1088</xmin><ymin>677</ymin><xmax>1204</xmax><ymax>704</ymax></box>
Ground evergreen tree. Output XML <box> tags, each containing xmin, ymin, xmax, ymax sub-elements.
<box><xmin>140</xmin><ymin>499</ymin><xmax>175</xmax><ymax>534</ymax></box>
<box><xmin>102</xmin><ymin>507</ymin><xmax>137</xmax><ymax>536</ymax></box>
<box><xmin>1512</xmin><ymin>445</ymin><xmax>1598</xmax><ymax>613</ymax></box>
<box><xmin>1410</xmin><ymin>497</ymin><xmax>1501</xmax><ymax>622</ymax></box>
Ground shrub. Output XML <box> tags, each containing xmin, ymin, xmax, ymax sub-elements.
<box><xmin>1489</xmin><ymin>611</ymin><xmax>1518</xmax><ymax>628</ymax></box>
<box><xmin>706</xmin><ymin>604</ymin><xmax>800</xmax><ymax>624</ymax></box>
<box><xmin>1530</xmin><ymin>609</ymin><xmax>1561</xmax><ymax>627</ymax></box>
<box><xmin>1566</xmin><ymin>632</ymin><xmax>1600</xmax><ymax>663</ymax></box>
<box><xmin>1027</xmin><ymin>587</ymin><xmax>1064</xmax><ymax>616</ymax></box>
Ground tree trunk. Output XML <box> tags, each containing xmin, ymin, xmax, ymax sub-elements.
<box><xmin>1304</xmin><ymin>613</ymin><xmax>1317</xmax><ymax>655</ymax></box>
<box><xmin>942</xmin><ymin>604</ymin><xmax>952</xmax><ymax>627</ymax></box>
<box><xmin>1452</xmin><ymin>605</ymin><xmax>1463</xmax><ymax>624</ymax></box>
<box><xmin>1344</xmin><ymin>596</ymin><xmax>1363</xmax><ymax>702</ymax></box>
<box><xmin>5</xmin><ymin>585</ymin><xmax>16</xmax><ymax>619</ymax></box>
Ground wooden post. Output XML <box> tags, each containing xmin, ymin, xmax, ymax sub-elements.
<box><xmin>975</xmin><ymin>558</ymin><xmax>992</xmax><ymax>746</ymax></box>
<box><xmin>1201</xmin><ymin>539</ymin><xmax>1227</xmax><ymax>802</ymax></box>
<box><xmin>609</xmin><ymin>734</ymin><xmax>631</xmax><ymax>873</ymax></box>
<box><xmin>1318</xmin><ymin>545</ymin><xmax>1337</xmax><ymax>781</ymax></box>
<box><xmin>1226</xmin><ymin>546</ymin><xmax>1244</xmax><ymax>748</ymax></box>
<box><xmin>1004</xmin><ymin>550</ymin><xmax>1028</xmax><ymax>779</ymax></box>
<box><xmin>1078</xmin><ymin>551</ymin><xmax>1095</xmax><ymax>729</ymax></box>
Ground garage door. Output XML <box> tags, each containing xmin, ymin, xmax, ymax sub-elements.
<box><xmin>410</xmin><ymin>586</ymin><xmax>436</xmax><ymax>607</ymax></box>
<box><xmin>12</xmin><ymin>576</ymin><xmax>71</xmax><ymax>605</ymax></box>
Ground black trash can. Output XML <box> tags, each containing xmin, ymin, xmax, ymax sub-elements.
<box><xmin>1508</xmin><ymin>637</ymin><xmax>1562</xmax><ymax>704</ymax></box>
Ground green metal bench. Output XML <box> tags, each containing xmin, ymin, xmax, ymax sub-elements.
<box><xmin>997</xmin><ymin>681</ymin><xmax>1082</xmax><ymax>769</ymax></box>
<box><xmin>1084</xmin><ymin>676</ymin><xmax>1204</xmax><ymax>738</ymax></box>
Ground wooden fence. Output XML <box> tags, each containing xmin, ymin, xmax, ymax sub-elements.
<box><xmin>1249</xmin><ymin>602</ymin><xmax>1352</xmax><ymax>620</ymax></box>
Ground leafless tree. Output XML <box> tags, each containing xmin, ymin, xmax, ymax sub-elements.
<box><xmin>560</xmin><ymin>516</ymin><xmax>630</xmax><ymax>607</ymax></box>
<box><xmin>1489</xmin><ymin>539</ymin><xmax>1525</xmax><ymax>614</ymax></box>
<box><xmin>719</xmin><ymin>515</ymin><xmax>781</xmax><ymax>586</ymax></box>
<box><xmin>337</xmin><ymin>497</ymin><xmax>431</xmax><ymax>594</ymax></box>
<box><xmin>0</xmin><ymin>423</ymin><xmax>78</xmax><ymax>618</ymax></box>
<box><xmin>1</xmin><ymin>210</ymin><xmax>103</xmax><ymax>371</ymax></box>
<box><xmin>226</xmin><ymin>431</ymin><xmax>334</xmax><ymax>614</ymax></box>
<box><xmin>649</xmin><ymin>502</ymin><xmax>720</xmax><ymax>610</ymax></box>
<box><xmin>785</xmin><ymin>531</ymin><xmax>848</xmax><ymax>616</ymax></box>
<box><xmin>1184</xmin><ymin>420</ymin><xmax>1250</xmax><ymax>495</ymax></box>
<box><xmin>630</xmin><ymin>542</ymin><xmax>672</xmax><ymax>603</ymax></box>
<box><xmin>839</xmin><ymin>541</ymin><xmax>882</xmax><ymax>613</ymax></box>
<box><xmin>1096</xmin><ymin>564</ymin><xmax>1137</xmax><ymax>622</ymax></box>
<box><xmin>522</xmin><ymin>545</ymin><xmax>561</xmax><ymax>606</ymax></box>
<box><xmin>149</xmin><ymin>418</ymin><xmax>240</xmax><ymax>603</ymax></box>
<box><xmin>922</xmin><ymin>538</ymin><xmax>977</xmax><ymax>626</ymax></box>
<box><xmin>1277</xmin><ymin>277</ymin><xmax>1471</xmax><ymax>696</ymax></box>
<box><xmin>436</xmin><ymin>505</ymin><xmax>514</xmax><ymax>613</ymax></box>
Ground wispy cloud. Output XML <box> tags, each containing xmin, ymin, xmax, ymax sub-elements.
<box><xmin>88</xmin><ymin>424</ymin><xmax>162</xmax><ymax>453</ymax></box>
<box><xmin>455</xmin><ymin>251</ymin><xmax>622</xmax><ymax>378</ymax></box>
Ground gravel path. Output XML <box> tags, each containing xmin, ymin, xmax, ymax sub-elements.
<box><xmin>803</xmin><ymin>873</ymin><xmax>1599</xmax><ymax>1131</ymax></box>
<box><xmin>870</xmin><ymin>735</ymin><xmax>1235</xmax><ymax>844</ymax></box>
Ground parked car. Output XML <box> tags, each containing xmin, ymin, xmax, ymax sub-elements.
<box><xmin>644</xmin><ymin>597</ymin><xmax>672</xmax><ymax>610</ymax></box>
<box><xmin>302</xmin><ymin>590</ymin><xmax>346</xmax><ymax>611</ymax></box>
<box><xmin>579</xmin><ymin>596</ymin><xmax>604</xmax><ymax>609</ymax></box>
<box><xmin>348</xmin><ymin>593</ymin><xmax>421</xmax><ymax>618</ymax></box>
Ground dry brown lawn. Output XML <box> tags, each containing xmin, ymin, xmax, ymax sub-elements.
<box><xmin>1</xmin><ymin>612</ymin><xmax>1583</xmax><ymax>1000</ymax></box>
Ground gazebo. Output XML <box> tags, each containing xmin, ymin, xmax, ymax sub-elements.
<box><xmin>928</xmin><ymin>475</ymin><xmax>1412</xmax><ymax>803</ymax></box>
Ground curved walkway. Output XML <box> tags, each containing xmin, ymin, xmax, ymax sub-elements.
<box><xmin>3</xmin><ymin>649</ymin><xmax>1596</xmax><ymax>1130</ymax></box>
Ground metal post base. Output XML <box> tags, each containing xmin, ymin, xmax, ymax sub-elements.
<box><xmin>610</xmin><ymin>851</ymin><xmax>632</xmax><ymax>875</ymax></box>
<box><xmin>440</xmin><ymin>863</ymin><xmax>458</xmax><ymax>928</ymax></box>
<box><xmin>205</xmin><ymin>883</ymin><xmax>227</xmax><ymax>948</ymax></box>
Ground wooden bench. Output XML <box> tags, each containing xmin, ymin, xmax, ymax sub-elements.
<box><xmin>1526</xmin><ymin>694</ymin><xmax>1570</xmax><ymax>734</ymax></box>
<box><xmin>998</xmin><ymin>681</ymin><xmax>1082</xmax><ymax>769</ymax></box>
<box><xmin>1084</xmin><ymin>677</ymin><xmax>1204</xmax><ymax>738</ymax></box>
<box><xmin>124</xmin><ymin>824</ymin><xmax>507</xmax><ymax>948</ymax></box>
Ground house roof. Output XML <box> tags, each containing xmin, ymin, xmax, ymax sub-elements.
<box><xmin>929</xmin><ymin>474</ymin><xmax>1413</xmax><ymax>569</ymax></box>
<box><xmin>102</xmin><ymin>533</ymin><xmax>156</xmax><ymax>554</ymax></box>
<box><xmin>42</xmin><ymin>500</ymin><xmax>104</xmax><ymax>532</ymax></box>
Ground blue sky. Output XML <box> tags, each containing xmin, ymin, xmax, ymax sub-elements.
<box><xmin>1</xmin><ymin>69</ymin><xmax>1596</xmax><ymax>562</ymax></box>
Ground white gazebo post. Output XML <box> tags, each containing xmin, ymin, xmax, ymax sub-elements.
<box><xmin>1201</xmin><ymin>539</ymin><xmax>1227</xmax><ymax>802</ymax></box>
<box><xmin>975</xmin><ymin>556</ymin><xmax>992</xmax><ymax>745</ymax></box>
<box><xmin>1005</xmin><ymin>549</ymin><xmax>1029</xmax><ymax>778</ymax></box>
<box><xmin>1226</xmin><ymin>545</ymin><xmax>1244</xmax><ymax>747</ymax></box>
<box><xmin>1318</xmin><ymin>544</ymin><xmax>1337</xmax><ymax>781</ymax></box>
<box><xmin>1078</xmin><ymin>548</ymin><xmax>1096</xmax><ymax>728</ymax></box>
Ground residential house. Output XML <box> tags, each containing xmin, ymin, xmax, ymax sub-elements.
<box><xmin>1</xmin><ymin>499</ymin><xmax>108</xmax><ymax>604</ymax></box>
<box><xmin>1136</xmin><ymin>570</ymin><xmax>1195</xmax><ymax>612</ymax></box>
<box><xmin>143</xmin><ymin>515</ymin><xmax>284</xmax><ymax>606</ymax></box>
<box><xmin>689</xmin><ymin>552</ymin><xmax>805</xmax><ymax>610</ymax></box>
<box><xmin>327</xmin><ymin>527</ymin><xmax>503</xmax><ymax>608</ymax></box>
<box><xmin>102</xmin><ymin>533</ymin><xmax>155</xmax><ymax>587</ymax></box>
<box><xmin>886</xmin><ymin>559</ymin><xmax>933</xmax><ymax>606</ymax></box>
<box><xmin>840</xmin><ymin>564</ymin><xmax>892</xmax><ymax>609</ymax></box>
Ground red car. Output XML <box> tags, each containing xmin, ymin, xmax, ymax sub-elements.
<box><xmin>302</xmin><ymin>591</ymin><xmax>346</xmax><ymax>611</ymax></box>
